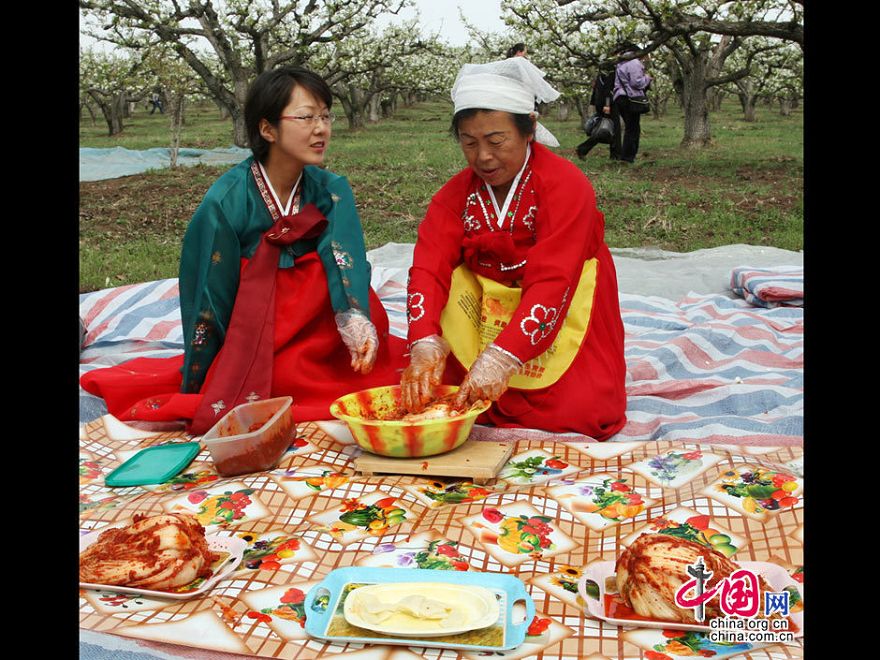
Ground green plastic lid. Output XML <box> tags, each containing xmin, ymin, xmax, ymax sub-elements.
<box><xmin>104</xmin><ymin>442</ymin><xmax>201</xmax><ymax>488</ymax></box>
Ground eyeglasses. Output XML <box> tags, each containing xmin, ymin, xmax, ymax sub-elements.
<box><xmin>279</xmin><ymin>112</ymin><xmax>336</xmax><ymax>126</ymax></box>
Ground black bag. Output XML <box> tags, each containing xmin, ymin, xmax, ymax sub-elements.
<box><xmin>583</xmin><ymin>114</ymin><xmax>614</xmax><ymax>143</ymax></box>
<box><xmin>583</xmin><ymin>114</ymin><xmax>600</xmax><ymax>135</ymax></box>
<box><xmin>627</xmin><ymin>94</ymin><xmax>650</xmax><ymax>114</ymax></box>
<box><xmin>591</xmin><ymin>117</ymin><xmax>614</xmax><ymax>143</ymax></box>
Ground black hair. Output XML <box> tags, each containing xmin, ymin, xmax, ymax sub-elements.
<box><xmin>613</xmin><ymin>41</ymin><xmax>639</xmax><ymax>56</ymax></box>
<box><xmin>244</xmin><ymin>66</ymin><xmax>333</xmax><ymax>163</ymax></box>
<box><xmin>450</xmin><ymin>108</ymin><xmax>536</xmax><ymax>141</ymax></box>
<box><xmin>505</xmin><ymin>43</ymin><xmax>526</xmax><ymax>58</ymax></box>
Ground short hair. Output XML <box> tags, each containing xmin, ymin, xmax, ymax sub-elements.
<box><xmin>244</xmin><ymin>67</ymin><xmax>333</xmax><ymax>163</ymax></box>
<box><xmin>505</xmin><ymin>43</ymin><xmax>526</xmax><ymax>58</ymax></box>
<box><xmin>450</xmin><ymin>108</ymin><xmax>536</xmax><ymax>141</ymax></box>
<box><xmin>613</xmin><ymin>41</ymin><xmax>639</xmax><ymax>56</ymax></box>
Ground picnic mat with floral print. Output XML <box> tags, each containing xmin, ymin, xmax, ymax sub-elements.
<box><xmin>80</xmin><ymin>416</ymin><xmax>804</xmax><ymax>660</ymax></box>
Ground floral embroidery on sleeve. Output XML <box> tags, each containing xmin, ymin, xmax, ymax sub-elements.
<box><xmin>192</xmin><ymin>321</ymin><xmax>210</xmax><ymax>347</ymax></box>
<box><xmin>407</xmin><ymin>292</ymin><xmax>425</xmax><ymax>322</ymax></box>
<box><xmin>520</xmin><ymin>304</ymin><xmax>559</xmax><ymax>346</ymax></box>
<box><xmin>331</xmin><ymin>241</ymin><xmax>353</xmax><ymax>269</ymax></box>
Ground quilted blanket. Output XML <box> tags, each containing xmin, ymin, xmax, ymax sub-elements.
<box><xmin>79</xmin><ymin>266</ymin><xmax>803</xmax><ymax>447</ymax></box>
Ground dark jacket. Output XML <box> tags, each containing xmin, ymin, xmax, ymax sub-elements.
<box><xmin>590</xmin><ymin>66</ymin><xmax>616</xmax><ymax>114</ymax></box>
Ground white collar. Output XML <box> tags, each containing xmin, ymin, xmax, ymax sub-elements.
<box><xmin>484</xmin><ymin>143</ymin><xmax>531</xmax><ymax>230</ymax></box>
<box><xmin>257</xmin><ymin>161</ymin><xmax>303</xmax><ymax>216</ymax></box>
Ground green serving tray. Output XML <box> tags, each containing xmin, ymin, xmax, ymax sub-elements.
<box><xmin>104</xmin><ymin>442</ymin><xmax>201</xmax><ymax>487</ymax></box>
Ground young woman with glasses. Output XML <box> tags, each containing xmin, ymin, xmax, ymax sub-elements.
<box><xmin>82</xmin><ymin>67</ymin><xmax>406</xmax><ymax>432</ymax></box>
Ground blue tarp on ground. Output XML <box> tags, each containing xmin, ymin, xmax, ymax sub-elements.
<box><xmin>79</xmin><ymin>146</ymin><xmax>251</xmax><ymax>182</ymax></box>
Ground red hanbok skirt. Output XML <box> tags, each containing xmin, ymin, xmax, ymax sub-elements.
<box><xmin>81</xmin><ymin>253</ymin><xmax>407</xmax><ymax>425</ymax></box>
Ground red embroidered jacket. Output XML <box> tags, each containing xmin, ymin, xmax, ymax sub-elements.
<box><xmin>407</xmin><ymin>142</ymin><xmax>607</xmax><ymax>364</ymax></box>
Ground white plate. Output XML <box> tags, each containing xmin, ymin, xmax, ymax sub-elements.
<box><xmin>343</xmin><ymin>582</ymin><xmax>500</xmax><ymax>637</ymax></box>
<box><xmin>79</xmin><ymin>525</ymin><xmax>246</xmax><ymax>600</ymax></box>
<box><xmin>577</xmin><ymin>560</ymin><xmax>803</xmax><ymax>636</ymax></box>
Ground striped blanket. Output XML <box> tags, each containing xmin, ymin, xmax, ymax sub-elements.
<box><xmin>730</xmin><ymin>266</ymin><xmax>804</xmax><ymax>308</ymax></box>
<box><xmin>80</xmin><ymin>266</ymin><xmax>803</xmax><ymax>447</ymax></box>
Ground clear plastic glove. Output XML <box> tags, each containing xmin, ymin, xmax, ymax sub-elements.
<box><xmin>335</xmin><ymin>310</ymin><xmax>378</xmax><ymax>375</ymax></box>
<box><xmin>400</xmin><ymin>335</ymin><xmax>451</xmax><ymax>413</ymax></box>
<box><xmin>453</xmin><ymin>343</ymin><xmax>521</xmax><ymax>408</ymax></box>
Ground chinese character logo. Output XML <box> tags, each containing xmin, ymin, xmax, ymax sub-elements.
<box><xmin>764</xmin><ymin>591</ymin><xmax>790</xmax><ymax>617</ymax></box>
<box><xmin>674</xmin><ymin>556</ymin><xmax>715</xmax><ymax>622</ymax></box>
<box><xmin>675</xmin><ymin>559</ymin><xmax>763</xmax><ymax>621</ymax></box>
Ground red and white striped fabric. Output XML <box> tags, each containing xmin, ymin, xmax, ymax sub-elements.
<box><xmin>730</xmin><ymin>266</ymin><xmax>803</xmax><ymax>308</ymax></box>
<box><xmin>80</xmin><ymin>268</ymin><xmax>803</xmax><ymax>447</ymax></box>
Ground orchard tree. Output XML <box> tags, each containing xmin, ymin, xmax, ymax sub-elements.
<box><xmin>383</xmin><ymin>41</ymin><xmax>461</xmax><ymax>115</ymax></box>
<box><xmin>80</xmin><ymin>0</ymin><xmax>410</xmax><ymax>146</ymax></box>
<box><xmin>555</xmin><ymin>0</ymin><xmax>803</xmax><ymax>46</ymax></box>
<box><xmin>764</xmin><ymin>46</ymin><xmax>802</xmax><ymax>115</ymax></box>
<box><xmin>80</xmin><ymin>48</ymin><xmax>148</xmax><ymax>135</ymax></box>
<box><xmin>717</xmin><ymin>38</ymin><xmax>789</xmax><ymax>121</ymax></box>
<box><xmin>503</xmin><ymin>0</ymin><xmax>803</xmax><ymax>148</ymax></box>
<box><xmin>141</xmin><ymin>45</ymin><xmax>207</xmax><ymax>166</ymax></box>
<box><xmin>647</xmin><ymin>56</ymin><xmax>675</xmax><ymax>118</ymax></box>
<box><xmin>307</xmin><ymin>21</ymin><xmax>433</xmax><ymax>129</ymax></box>
<box><xmin>663</xmin><ymin>33</ymin><xmax>765</xmax><ymax>146</ymax></box>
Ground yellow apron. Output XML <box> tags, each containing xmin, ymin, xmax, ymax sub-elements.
<box><xmin>439</xmin><ymin>260</ymin><xmax>598</xmax><ymax>389</ymax></box>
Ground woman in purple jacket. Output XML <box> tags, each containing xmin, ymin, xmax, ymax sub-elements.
<box><xmin>611</xmin><ymin>42</ymin><xmax>652</xmax><ymax>163</ymax></box>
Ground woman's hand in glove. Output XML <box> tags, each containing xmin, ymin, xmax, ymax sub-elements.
<box><xmin>335</xmin><ymin>310</ymin><xmax>378</xmax><ymax>374</ymax></box>
<box><xmin>453</xmin><ymin>343</ymin><xmax>521</xmax><ymax>408</ymax></box>
<box><xmin>400</xmin><ymin>335</ymin><xmax>451</xmax><ymax>413</ymax></box>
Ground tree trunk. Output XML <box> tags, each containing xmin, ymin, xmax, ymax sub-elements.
<box><xmin>679</xmin><ymin>56</ymin><xmax>712</xmax><ymax>148</ymax></box>
<box><xmin>88</xmin><ymin>90</ymin><xmax>125</xmax><ymax>136</ymax></box>
<box><xmin>380</xmin><ymin>96</ymin><xmax>394</xmax><ymax>118</ymax></box>
<box><xmin>706</xmin><ymin>88</ymin><xmax>723</xmax><ymax>112</ymax></box>
<box><xmin>368</xmin><ymin>95</ymin><xmax>381</xmax><ymax>123</ymax></box>
<box><xmin>574</xmin><ymin>96</ymin><xmax>589</xmax><ymax>124</ymax></box>
<box><xmin>112</xmin><ymin>93</ymin><xmax>128</xmax><ymax>132</ymax></box>
<box><xmin>81</xmin><ymin>100</ymin><xmax>98</xmax><ymax>125</ymax></box>
<box><xmin>214</xmin><ymin>98</ymin><xmax>230</xmax><ymax>120</ymax></box>
<box><xmin>169</xmin><ymin>94</ymin><xmax>185</xmax><ymax>168</ymax></box>
<box><xmin>338</xmin><ymin>88</ymin><xmax>367</xmax><ymax>130</ymax></box>
<box><xmin>221</xmin><ymin>78</ymin><xmax>250</xmax><ymax>147</ymax></box>
<box><xmin>555</xmin><ymin>100</ymin><xmax>570</xmax><ymax>121</ymax></box>
<box><xmin>779</xmin><ymin>98</ymin><xmax>792</xmax><ymax>116</ymax></box>
<box><xmin>347</xmin><ymin>107</ymin><xmax>366</xmax><ymax>129</ymax></box>
<box><xmin>652</xmin><ymin>95</ymin><xmax>666</xmax><ymax>120</ymax></box>
<box><xmin>743</xmin><ymin>95</ymin><xmax>757</xmax><ymax>122</ymax></box>
<box><xmin>231</xmin><ymin>109</ymin><xmax>247</xmax><ymax>146</ymax></box>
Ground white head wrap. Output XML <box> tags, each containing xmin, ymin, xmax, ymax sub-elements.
<box><xmin>451</xmin><ymin>57</ymin><xmax>561</xmax><ymax>147</ymax></box>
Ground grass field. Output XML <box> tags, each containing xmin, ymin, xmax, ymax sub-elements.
<box><xmin>79</xmin><ymin>99</ymin><xmax>803</xmax><ymax>292</ymax></box>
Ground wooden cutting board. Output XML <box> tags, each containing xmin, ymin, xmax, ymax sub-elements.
<box><xmin>354</xmin><ymin>441</ymin><xmax>514</xmax><ymax>484</ymax></box>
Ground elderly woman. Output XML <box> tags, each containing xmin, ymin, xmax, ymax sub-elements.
<box><xmin>401</xmin><ymin>58</ymin><xmax>627</xmax><ymax>440</ymax></box>
<box><xmin>82</xmin><ymin>67</ymin><xmax>404</xmax><ymax>432</ymax></box>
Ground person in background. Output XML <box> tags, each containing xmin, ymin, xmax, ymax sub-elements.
<box><xmin>576</xmin><ymin>59</ymin><xmax>618</xmax><ymax>160</ymax></box>
<box><xmin>506</xmin><ymin>42</ymin><xmax>528</xmax><ymax>58</ymax></box>
<box><xmin>81</xmin><ymin>67</ymin><xmax>406</xmax><ymax>432</ymax></box>
<box><xmin>150</xmin><ymin>91</ymin><xmax>164</xmax><ymax>114</ymax></box>
<box><xmin>399</xmin><ymin>57</ymin><xmax>627</xmax><ymax>440</ymax></box>
<box><xmin>611</xmin><ymin>42</ymin><xmax>652</xmax><ymax>163</ymax></box>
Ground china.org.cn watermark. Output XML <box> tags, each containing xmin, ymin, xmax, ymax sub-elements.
<box><xmin>674</xmin><ymin>557</ymin><xmax>797</xmax><ymax>644</ymax></box>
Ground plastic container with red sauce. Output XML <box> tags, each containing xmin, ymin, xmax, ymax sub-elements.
<box><xmin>202</xmin><ymin>396</ymin><xmax>295</xmax><ymax>477</ymax></box>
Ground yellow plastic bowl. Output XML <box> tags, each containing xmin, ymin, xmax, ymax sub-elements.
<box><xmin>329</xmin><ymin>385</ymin><xmax>491</xmax><ymax>458</ymax></box>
